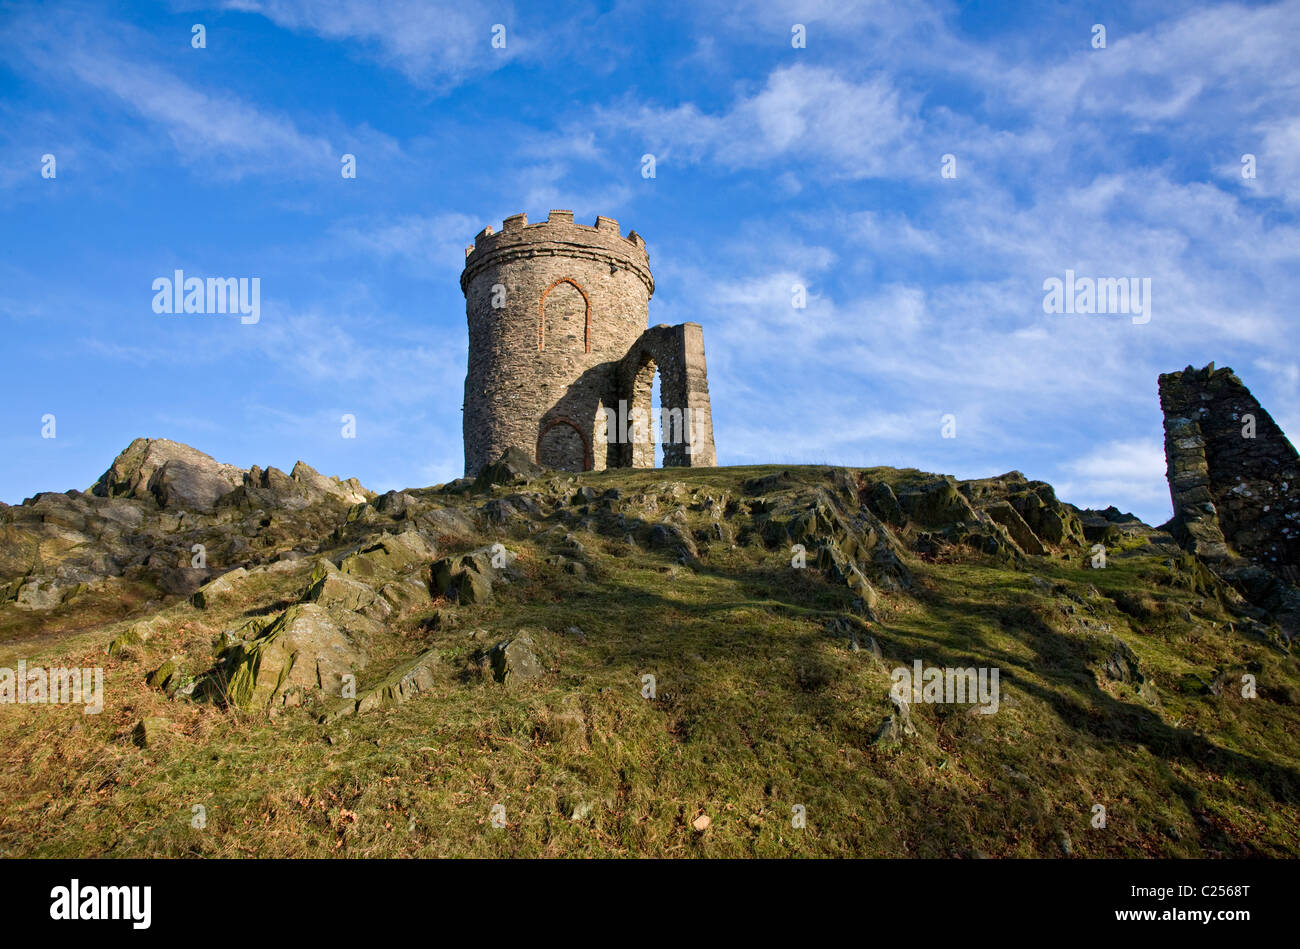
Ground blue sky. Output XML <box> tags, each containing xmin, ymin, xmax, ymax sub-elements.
<box><xmin>2</xmin><ymin>0</ymin><xmax>1297</xmax><ymax>526</ymax></box>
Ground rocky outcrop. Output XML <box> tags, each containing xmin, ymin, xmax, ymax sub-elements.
<box><xmin>90</xmin><ymin>437</ymin><xmax>371</xmax><ymax>514</ymax></box>
<box><xmin>7</xmin><ymin>430</ymin><xmax>1297</xmax><ymax>741</ymax></box>
<box><xmin>290</xmin><ymin>462</ymin><xmax>370</xmax><ymax>506</ymax></box>
<box><xmin>219</xmin><ymin>603</ymin><xmax>368</xmax><ymax>711</ymax></box>
<box><xmin>983</xmin><ymin>501</ymin><xmax>1046</xmax><ymax>556</ymax></box>
<box><xmin>473</xmin><ymin>446</ymin><xmax>546</xmax><ymax>491</ymax></box>
<box><xmin>91</xmin><ymin>438</ymin><xmax>245</xmax><ymax>510</ymax></box>
<box><xmin>320</xmin><ymin>646</ymin><xmax>442</xmax><ymax>720</ymax></box>
<box><xmin>752</xmin><ymin>477</ymin><xmax>912</xmax><ymax>613</ymax></box>
<box><xmin>430</xmin><ymin>544</ymin><xmax>516</xmax><ymax>604</ymax></box>
<box><xmin>0</xmin><ymin>440</ymin><xmax>377</xmax><ymax>620</ymax></box>
<box><xmin>958</xmin><ymin>472</ymin><xmax>1084</xmax><ymax>551</ymax></box>
<box><xmin>340</xmin><ymin>531</ymin><xmax>437</xmax><ymax>579</ymax></box>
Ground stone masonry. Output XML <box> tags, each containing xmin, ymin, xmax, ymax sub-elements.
<box><xmin>460</xmin><ymin>211</ymin><xmax>717</xmax><ymax>476</ymax></box>
<box><xmin>1159</xmin><ymin>363</ymin><xmax>1299</xmax><ymax>586</ymax></box>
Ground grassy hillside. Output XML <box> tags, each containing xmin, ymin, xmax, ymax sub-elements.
<box><xmin>1</xmin><ymin>462</ymin><xmax>1297</xmax><ymax>857</ymax></box>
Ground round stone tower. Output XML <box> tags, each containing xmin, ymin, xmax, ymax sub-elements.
<box><xmin>460</xmin><ymin>210</ymin><xmax>655</xmax><ymax>476</ymax></box>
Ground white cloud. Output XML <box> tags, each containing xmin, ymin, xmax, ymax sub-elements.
<box><xmin>597</xmin><ymin>64</ymin><xmax>920</xmax><ymax>180</ymax></box>
<box><xmin>1056</xmin><ymin>439</ymin><xmax>1171</xmax><ymax>518</ymax></box>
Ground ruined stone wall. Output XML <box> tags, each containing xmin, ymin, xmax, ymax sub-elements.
<box><xmin>617</xmin><ymin>323</ymin><xmax>718</xmax><ymax>468</ymax></box>
<box><xmin>461</xmin><ymin>211</ymin><xmax>653</xmax><ymax>477</ymax></box>
<box><xmin>1159</xmin><ymin>363</ymin><xmax>1299</xmax><ymax>581</ymax></box>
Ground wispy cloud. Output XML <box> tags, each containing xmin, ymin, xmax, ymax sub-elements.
<box><xmin>1056</xmin><ymin>439</ymin><xmax>1171</xmax><ymax>516</ymax></box>
<box><xmin>595</xmin><ymin>64</ymin><xmax>920</xmax><ymax>180</ymax></box>
<box><xmin>224</xmin><ymin>0</ymin><xmax>525</xmax><ymax>90</ymax></box>
<box><xmin>331</xmin><ymin>212</ymin><xmax>480</xmax><ymax>273</ymax></box>
<box><xmin>2</xmin><ymin>8</ymin><xmax>335</xmax><ymax>177</ymax></box>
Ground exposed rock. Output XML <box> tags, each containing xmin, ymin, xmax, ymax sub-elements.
<box><xmin>1007</xmin><ymin>484</ymin><xmax>1082</xmax><ymax>545</ymax></box>
<box><xmin>865</xmin><ymin>481</ymin><xmax>905</xmax><ymax>526</ymax></box>
<box><xmin>650</xmin><ymin>522</ymin><xmax>699</xmax><ymax>564</ymax></box>
<box><xmin>191</xmin><ymin>567</ymin><xmax>250</xmax><ymax>609</ymax></box>
<box><xmin>824</xmin><ymin>615</ymin><xmax>881</xmax><ymax>658</ymax></box>
<box><xmin>983</xmin><ymin>501</ymin><xmax>1046</xmax><ymax>556</ymax></box>
<box><xmin>897</xmin><ymin>477</ymin><xmax>978</xmax><ymax>527</ymax></box>
<box><xmin>108</xmin><ymin>618</ymin><xmax>159</xmax><ymax>655</ymax></box>
<box><xmin>760</xmin><ymin>487</ymin><xmax>911</xmax><ymax>601</ymax></box>
<box><xmin>290</xmin><ymin>461</ymin><xmax>370</xmax><ymax>506</ymax></box>
<box><xmin>414</xmin><ymin>507</ymin><xmax>478</xmax><ymax>540</ymax></box>
<box><xmin>220</xmin><ymin>603</ymin><xmax>367</xmax><ymax>711</ymax></box>
<box><xmin>480</xmin><ymin>498</ymin><xmax>520</xmax><ymax>523</ymax></box>
<box><xmin>146</xmin><ymin>658</ymin><xmax>180</xmax><ymax>691</ymax></box>
<box><xmin>304</xmin><ymin>569</ymin><xmax>378</xmax><ymax>614</ymax></box>
<box><xmin>132</xmin><ymin>716</ymin><xmax>170</xmax><ymax>748</ymax></box>
<box><xmin>547</xmin><ymin>555</ymin><xmax>587</xmax><ymax>579</ymax></box>
<box><xmin>1099</xmin><ymin>635</ymin><xmax>1160</xmax><ymax>704</ymax></box>
<box><xmin>339</xmin><ymin>531</ymin><xmax>436</xmax><ymax>579</ymax></box>
<box><xmin>13</xmin><ymin>578</ymin><xmax>69</xmax><ymax>611</ymax></box>
<box><xmin>322</xmin><ymin>646</ymin><xmax>441</xmax><ymax>720</ymax></box>
<box><xmin>92</xmin><ymin>438</ymin><xmax>244</xmax><ymax>510</ymax></box>
<box><xmin>871</xmin><ymin>693</ymin><xmax>917</xmax><ymax>745</ymax></box>
<box><xmin>378</xmin><ymin>577</ymin><xmax>433</xmax><ymax>613</ymax></box>
<box><xmin>474</xmin><ymin>446</ymin><xmax>545</xmax><ymax>491</ymax></box>
<box><xmin>743</xmin><ymin>470</ymin><xmax>799</xmax><ymax>496</ymax></box>
<box><xmin>459</xmin><ymin>567</ymin><xmax>494</xmax><ymax>603</ymax></box>
<box><xmin>147</xmin><ymin>460</ymin><xmax>238</xmax><ymax>511</ymax></box>
<box><xmin>1079</xmin><ymin>512</ymin><xmax>1123</xmax><ymax>546</ymax></box>
<box><xmin>1101</xmin><ymin>636</ymin><xmax>1143</xmax><ymax>684</ymax></box>
<box><xmin>488</xmin><ymin>632</ymin><xmax>544</xmax><ymax>684</ymax></box>
<box><xmin>430</xmin><ymin>545</ymin><xmax>512</xmax><ymax>603</ymax></box>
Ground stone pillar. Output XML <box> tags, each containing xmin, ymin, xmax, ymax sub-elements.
<box><xmin>1159</xmin><ymin>363</ymin><xmax>1299</xmax><ymax>579</ymax></box>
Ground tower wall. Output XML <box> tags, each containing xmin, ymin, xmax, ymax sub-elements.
<box><xmin>461</xmin><ymin>211</ymin><xmax>654</xmax><ymax>477</ymax></box>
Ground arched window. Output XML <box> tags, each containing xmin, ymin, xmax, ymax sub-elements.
<box><xmin>538</xmin><ymin>278</ymin><xmax>591</xmax><ymax>353</ymax></box>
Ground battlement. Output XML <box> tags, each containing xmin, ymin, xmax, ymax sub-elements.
<box><xmin>461</xmin><ymin>210</ymin><xmax>651</xmax><ymax>294</ymax></box>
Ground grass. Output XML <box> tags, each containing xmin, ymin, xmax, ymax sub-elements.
<box><xmin>0</xmin><ymin>464</ymin><xmax>1297</xmax><ymax>857</ymax></box>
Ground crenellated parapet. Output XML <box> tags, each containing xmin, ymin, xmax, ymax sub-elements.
<box><xmin>461</xmin><ymin>210</ymin><xmax>653</xmax><ymax>296</ymax></box>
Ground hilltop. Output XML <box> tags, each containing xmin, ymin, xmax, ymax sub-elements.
<box><xmin>0</xmin><ymin>439</ymin><xmax>1297</xmax><ymax>857</ymax></box>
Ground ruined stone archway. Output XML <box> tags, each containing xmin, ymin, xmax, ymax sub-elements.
<box><xmin>616</xmin><ymin>323</ymin><xmax>717</xmax><ymax>468</ymax></box>
<box><xmin>623</xmin><ymin>353</ymin><xmax>660</xmax><ymax>468</ymax></box>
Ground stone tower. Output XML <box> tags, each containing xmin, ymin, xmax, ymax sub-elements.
<box><xmin>460</xmin><ymin>210</ymin><xmax>717</xmax><ymax>477</ymax></box>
